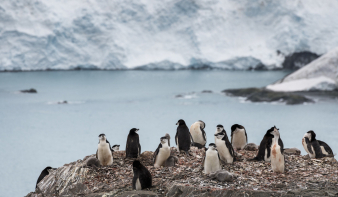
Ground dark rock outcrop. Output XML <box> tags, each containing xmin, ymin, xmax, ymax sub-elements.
<box><xmin>20</xmin><ymin>88</ymin><xmax>37</xmax><ymax>93</ymax></box>
<box><xmin>282</xmin><ymin>51</ymin><xmax>320</xmax><ymax>70</ymax></box>
<box><xmin>223</xmin><ymin>88</ymin><xmax>314</xmax><ymax>105</ymax></box>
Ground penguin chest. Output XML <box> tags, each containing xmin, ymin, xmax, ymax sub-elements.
<box><xmin>135</xmin><ymin>178</ymin><xmax>142</xmax><ymax>190</ymax></box>
<box><xmin>98</xmin><ymin>144</ymin><xmax>113</xmax><ymax>166</ymax></box>
<box><xmin>204</xmin><ymin>150</ymin><xmax>220</xmax><ymax>174</ymax></box>
<box><xmin>232</xmin><ymin>129</ymin><xmax>246</xmax><ymax>150</ymax></box>
<box><xmin>154</xmin><ymin>146</ymin><xmax>170</xmax><ymax>167</ymax></box>
<box><xmin>271</xmin><ymin>143</ymin><xmax>284</xmax><ymax>173</ymax></box>
<box><xmin>215</xmin><ymin>140</ymin><xmax>233</xmax><ymax>163</ymax></box>
<box><xmin>190</xmin><ymin>125</ymin><xmax>205</xmax><ymax>145</ymax></box>
<box><xmin>302</xmin><ymin>138</ymin><xmax>315</xmax><ymax>158</ymax></box>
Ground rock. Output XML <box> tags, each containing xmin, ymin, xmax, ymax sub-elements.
<box><xmin>282</xmin><ymin>51</ymin><xmax>320</xmax><ymax>70</ymax></box>
<box><xmin>201</xmin><ymin>90</ymin><xmax>213</xmax><ymax>93</ymax></box>
<box><xmin>20</xmin><ymin>88</ymin><xmax>37</xmax><ymax>93</ymax></box>
<box><xmin>244</xmin><ymin>143</ymin><xmax>259</xmax><ymax>151</ymax></box>
<box><xmin>284</xmin><ymin>148</ymin><xmax>301</xmax><ymax>155</ymax></box>
<box><xmin>209</xmin><ymin>170</ymin><xmax>236</xmax><ymax>182</ymax></box>
<box><xmin>58</xmin><ymin>100</ymin><xmax>68</xmax><ymax>104</ymax></box>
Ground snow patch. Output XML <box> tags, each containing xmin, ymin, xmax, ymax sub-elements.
<box><xmin>267</xmin><ymin>76</ymin><xmax>336</xmax><ymax>92</ymax></box>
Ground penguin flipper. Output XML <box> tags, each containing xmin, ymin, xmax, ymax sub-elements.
<box><xmin>138</xmin><ymin>143</ymin><xmax>141</xmax><ymax>157</ymax></box>
<box><xmin>200</xmin><ymin>126</ymin><xmax>207</xmax><ymax>142</ymax></box>
<box><xmin>106</xmin><ymin>139</ymin><xmax>114</xmax><ymax>153</ymax></box>
<box><xmin>266</xmin><ymin>137</ymin><xmax>272</xmax><ymax>159</ymax></box>
<box><xmin>96</xmin><ymin>149</ymin><xmax>98</xmax><ymax>159</ymax></box>
<box><xmin>153</xmin><ymin>144</ymin><xmax>161</xmax><ymax>165</ymax></box>
<box><xmin>226</xmin><ymin>140</ymin><xmax>235</xmax><ymax>161</ymax></box>
<box><xmin>244</xmin><ymin>128</ymin><xmax>248</xmax><ymax>143</ymax></box>
<box><xmin>126</xmin><ymin>136</ymin><xmax>130</xmax><ymax>157</ymax></box>
<box><xmin>305</xmin><ymin>138</ymin><xmax>313</xmax><ymax>154</ymax></box>
<box><xmin>278</xmin><ymin>137</ymin><xmax>284</xmax><ymax>154</ymax></box>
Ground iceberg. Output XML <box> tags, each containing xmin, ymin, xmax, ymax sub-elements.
<box><xmin>1</xmin><ymin>0</ymin><xmax>338</xmax><ymax>71</ymax></box>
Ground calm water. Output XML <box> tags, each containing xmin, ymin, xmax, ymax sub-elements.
<box><xmin>0</xmin><ymin>70</ymin><xmax>337</xmax><ymax>196</ymax></box>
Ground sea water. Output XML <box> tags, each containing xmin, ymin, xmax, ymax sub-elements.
<box><xmin>0</xmin><ymin>70</ymin><xmax>337</xmax><ymax>196</ymax></box>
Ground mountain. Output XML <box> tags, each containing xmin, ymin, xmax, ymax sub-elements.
<box><xmin>1</xmin><ymin>0</ymin><xmax>338</xmax><ymax>71</ymax></box>
<box><xmin>267</xmin><ymin>46</ymin><xmax>338</xmax><ymax>91</ymax></box>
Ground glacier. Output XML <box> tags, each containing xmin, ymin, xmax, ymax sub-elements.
<box><xmin>267</xmin><ymin>46</ymin><xmax>338</xmax><ymax>91</ymax></box>
<box><xmin>1</xmin><ymin>0</ymin><xmax>338</xmax><ymax>71</ymax></box>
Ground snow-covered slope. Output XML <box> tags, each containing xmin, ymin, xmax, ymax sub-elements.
<box><xmin>1</xmin><ymin>0</ymin><xmax>338</xmax><ymax>71</ymax></box>
<box><xmin>267</xmin><ymin>46</ymin><xmax>338</xmax><ymax>91</ymax></box>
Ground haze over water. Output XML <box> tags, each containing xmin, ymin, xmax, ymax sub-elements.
<box><xmin>0</xmin><ymin>70</ymin><xmax>337</xmax><ymax>196</ymax></box>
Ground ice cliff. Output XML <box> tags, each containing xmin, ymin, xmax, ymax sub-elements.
<box><xmin>267</xmin><ymin>46</ymin><xmax>338</xmax><ymax>91</ymax></box>
<box><xmin>1</xmin><ymin>0</ymin><xmax>338</xmax><ymax>71</ymax></box>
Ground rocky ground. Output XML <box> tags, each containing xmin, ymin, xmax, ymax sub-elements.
<box><xmin>26</xmin><ymin>146</ymin><xmax>338</xmax><ymax>197</ymax></box>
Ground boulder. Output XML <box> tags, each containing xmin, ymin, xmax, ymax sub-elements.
<box><xmin>20</xmin><ymin>88</ymin><xmax>37</xmax><ymax>93</ymax></box>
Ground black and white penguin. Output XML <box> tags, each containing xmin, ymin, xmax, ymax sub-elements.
<box><xmin>215</xmin><ymin>124</ymin><xmax>230</xmax><ymax>143</ymax></box>
<box><xmin>175</xmin><ymin>119</ymin><xmax>193</xmax><ymax>154</ymax></box>
<box><xmin>231</xmin><ymin>124</ymin><xmax>247</xmax><ymax>150</ymax></box>
<box><xmin>270</xmin><ymin>127</ymin><xmax>285</xmax><ymax>173</ymax></box>
<box><xmin>214</xmin><ymin>125</ymin><xmax>235</xmax><ymax>164</ymax></box>
<box><xmin>112</xmin><ymin>144</ymin><xmax>120</xmax><ymax>151</ymax></box>
<box><xmin>126</xmin><ymin>128</ymin><xmax>141</xmax><ymax>158</ymax></box>
<box><xmin>132</xmin><ymin>160</ymin><xmax>152</xmax><ymax>190</ymax></box>
<box><xmin>190</xmin><ymin>120</ymin><xmax>207</xmax><ymax>148</ymax></box>
<box><xmin>153</xmin><ymin>137</ymin><xmax>171</xmax><ymax>168</ymax></box>
<box><xmin>96</xmin><ymin>134</ymin><xmax>113</xmax><ymax>166</ymax></box>
<box><xmin>165</xmin><ymin>133</ymin><xmax>171</xmax><ymax>147</ymax></box>
<box><xmin>36</xmin><ymin>166</ymin><xmax>55</xmax><ymax>189</ymax></box>
<box><xmin>302</xmin><ymin>130</ymin><xmax>334</xmax><ymax>158</ymax></box>
<box><xmin>250</xmin><ymin>126</ymin><xmax>283</xmax><ymax>162</ymax></box>
<box><xmin>203</xmin><ymin>143</ymin><xmax>221</xmax><ymax>174</ymax></box>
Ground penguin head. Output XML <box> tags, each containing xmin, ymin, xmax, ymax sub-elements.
<box><xmin>305</xmin><ymin>130</ymin><xmax>316</xmax><ymax>141</ymax></box>
<box><xmin>160</xmin><ymin>137</ymin><xmax>168</xmax><ymax>144</ymax></box>
<box><xmin>216</xmin><ymin>124</ymin><xmax>224</xmax><ymax>133</ymax></box>
<box><xmin>198</xmin><ymin>120</ymin><xmax>206</xmax><ymax>129</ymax></box>
<box><xmin>133</xmin><ymin>160</ymin><xmax>142</xmax><ymax>170</ymax></box>
<box><xmin>98</xmin><ymin>134</ymin><xmax>106</xmax><ymax>141</ymax></box>
<box><xmin>176</xmin><ymin>119</ymin><xmax>186</xmax><ymax>126</ymax></box>
<box><xmin>112</xmin><ymin>145</ymin><xmax>120</xmax><ymax>151</ymax></box>
<box><xmin>208</xmin><ymin>143</ymin><xmax>217</xmax><ymax>150</ymax></box>
<box><xmin>231</xmin><ymin>124</ymin><xmax>244</xmax><ymax>132</ymax></box>
<box><xmin>214</xmin><ymin>132</ymin><xmax>225</xmax><ymax>139</ymax></box>
<box><xmin>269</xmin><ymin>126</ymin><xmax>280</xmax><ymax>137</ymax></box>
<box><xmin>130</xmin><ymin>128</ymin><xmax>139</xmax><ymax>134</ymax></box>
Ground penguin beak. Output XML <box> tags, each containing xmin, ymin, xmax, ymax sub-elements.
<box><xmin>176</xmin><ymin>122</ymin><xmax>179</xmax><ymax>125</ymax></box>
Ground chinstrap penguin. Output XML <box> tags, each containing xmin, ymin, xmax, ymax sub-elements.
<box><xmin>231</xmin><ymin>124</ymin><xmax>247</xmax><ymax>150</ymax></box>
<box><xmin>112</xmin><ymin>144</ymin><xmax>120</xmax><ymax>151</ymax></box>
<box><xmin>36</xmin><ymin>166</ymin><xmax>56</xmax><ymax>189</ymax></box>
<box><xmin>96</xmin><ymin>134</ymin><xmax>114</xmax><ymax>166</ymax></box>
<box><xmin>190</xmin><ymin>120</ymin><xmax>207</xmax><ymax>148</ymax></box>
<box><xmin>175</xmin><ymin>119</ymin><xmax>193</xmax><ymax>154</ymax></box>
<box><xmin>126</xmin><ymin>128</ymin><xmax>141</xmax><ymax>158</ymax></box>
<box><xmin>215</xmin><ymin>124</ymin><xmax>230</xmax><ymax>143</ymax></box>
<box><xmin>214</xmin><ymin>125</ymin><xmax>235</xmax><ymax>164</ymax></box>
<box><xmin>302</xmin><ymin>130</ymin><xmax>334</xmax><ymax>158</ymax></box>
<box><xmin>203</xmin><ymin>143</ymin><xmax>221</xmax><ymax>174</ymax></box>
<box><xmin>153</xmin><ymin>137</ymin><xmax>171</xmax><ymax>168</ymax></box>
<box><xmin>250</xmin><ymin>126</ymin><xmax>282</xmax><ymax>162</ymax></box>
<box><xmin>85</xmin><ymin>157</ymin><xmax>101</xmax><ymax>168</ymax></box>
<box><xmin>270</xmin><ymin>127</ymin><xmax>285</xmax><ymax>173</ymax></box>
<box><xmin>132</xmin><ymin>160</ymin><xmax>152</xmax><ymax>190</ymax></box>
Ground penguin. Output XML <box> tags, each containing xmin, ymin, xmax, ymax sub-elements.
<box><xmin>203</xmin><ymin>143</ymin><xmax>221</xmax><ymax>174</ymax></box>
<box><xmin>215</xmin><ymin>124</ymin><xmax>230</xmax><ymax>143</ymax></box>
<box><xmin>231</xmin><ymin>124</ymin><xmax>247</xmax><ymax>150</ymax></box>
<box><xmin>250</xmin><ymin>126</ymin><xmax>282</xmax><ymax>162</ymax></box>
<box><xmin>175</xmin><ymin>119</ymin><xmax>193</xmax><ymax>154</ymax></box>
<box><xmin>132</xmin><ymin>160</ymin><xmax>152</xmax><ymax>190</ymax></box>
<box><xmin>36</xmin><ymin>166</ymin><xmax>55</xmax><ymax>189</ymax></box>
<box><xmin>165</xmin><ymin>133</ymin><xmax>171</xmax><ymax>147</ymax></box>
<box><xmin>112</xmin><ymin>144</ymin><xmax>120</xmax><ymax>151</ymax></box>
<box><xmin>96</xmin><ymin>134</ymin><xmax>114</xmax><ymax>166</ymax></box>
<box><xmin>214</xmin><ymin>125</ymin><xmax>235</xmax><ymax>164</ymax></box>
<box><xmin>126</xmin><ymin>128</ymin><xmax>141</xmax><ymax>158</ymax></box>
<box><xmin>302</xmin><ymin>130</ymin><xmax>334</xmax><ymax>158</ymax></box>
<box><xmin>153</xmin><ymin>137</ymin><xmax>171</xmax><ymax>168</ymax></box>
<box><xmin>270</xmin><ymin>127</ymin><xmax>285</xmax><ymax>173</ymax></box>
<box><xmin>190</xmin><ymin>120</ymin><xmax>207</xmax><ymax>148</ymax></box>
<box><xmin>165</xmin><ymin>156</ymin><xmax>178</xmax><ymax>167</ymax></box>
